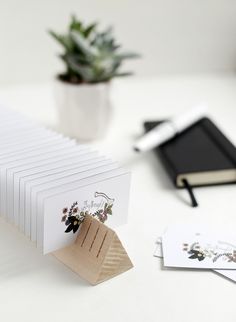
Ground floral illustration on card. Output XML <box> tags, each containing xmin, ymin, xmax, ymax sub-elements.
<box><xmin>182</xmin><ymin>241</ymin><xmax>236</xmax><ymax>263</ymax></box>
<box><xmin>61</xmin><ymin>192</ymin><xmax>114</xmax><ymax>234</ymax></box>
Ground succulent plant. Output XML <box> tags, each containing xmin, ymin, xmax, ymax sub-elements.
<box><xmin>49</xmin><ymin>16</ymin><xmax>139</xmax><ymax>84</ymax></box>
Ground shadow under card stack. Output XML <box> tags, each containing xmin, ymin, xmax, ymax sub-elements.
<box><xmin>0</xmin><ymin>105</ymin><xmax>131</xmax><ymax>255</ymax></box>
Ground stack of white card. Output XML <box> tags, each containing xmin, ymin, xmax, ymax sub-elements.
<box><xmin>0</xmin><ymin>106</ymin><xmax>131</xmax><ymax>254</ymax></box>
<box><xmin>154</xmin><ymin>224</ymin><xmax>236</xmax><ymax>283</ymax></box>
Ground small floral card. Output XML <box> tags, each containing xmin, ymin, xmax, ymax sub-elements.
<box><xmin>162</xmin><ymin>224</ymin><xmax>236</xmax><ymax>269</ymax></box>
<box><xmin>42</xmin><ymin>171</ymin><xmax>131</xmax><ymax>254</ymax></box>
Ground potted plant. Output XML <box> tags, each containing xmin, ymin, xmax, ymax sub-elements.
<box><xmin>49</xmin><ymin>16</ymin><xmax>139</xmax><ymax>140</ymax></box>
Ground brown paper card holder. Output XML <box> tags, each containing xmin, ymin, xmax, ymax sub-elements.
<box><xmin>53</xmin><ymin>215</ymin><xmax>133</xmax><ymax>285</ymax></box>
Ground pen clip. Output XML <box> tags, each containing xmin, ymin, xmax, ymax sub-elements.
<box><xmin>182</xmin><ymin>179</ymin><xmax>198</xmax><ymax>207</ymax></box>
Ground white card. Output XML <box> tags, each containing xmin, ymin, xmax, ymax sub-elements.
<box><xmin>13</xmin><ymin>148</ymin><xmax>91</xmax><ymax>226</ymax></box>
<box><xmin>0</xmin><ymin>120</ymin><xmax>39</xmax><ymax>136</ymax></box>
<box><xmin>0</xmin><ymin>131</ymin><xmax>68</xmax><ymax>162</ymax></box>
<box><xmin>36</xmin><ymin>167</ymin><xmax>127</xmax><ymax>249</ymax></box>
<box><xmin>162</xmin><ymin>224</ymin><xmax>236</xmax><ymax>269</ymax></box>
<box><xmin>0</xmin><ymin>128</ymin><xmax>55</xmax><ymax>144</ymax></box>
<box><xmin>23</xmin><ymin>157</ymin><xmax>111</xmax><ymax>237</ymax></box>
<box><xmin>31</xmin><ymin>162</ymin><xmax>119</xmax><ymax>243</ymax></box>
<box><xmin>42</xmin><ymin>169</ymin><xmax>130</xmax><ymax>253</ymax></box>
<box><xmin>11</xmin><ymin>144</ymin><xmax>88</xmax><ymax>230</ymax></box>
<box><xmin>9</xmin><ymin>147</ymin><xmax>90</xmax><ymax>226</ymax></box>
<box><xmin>155</xmin><ymin>236</ymin><xmax>236</xmax><ymax>282</ymax></box>
<box><xmin>0</xmin><ymin>138</ymin><xmax>75</xmax><ymax>219</ymax></box>
<box><xmin>0</xmin><ymin>129</ymin><xmax>62</xmax><ymax>156</ymax></box>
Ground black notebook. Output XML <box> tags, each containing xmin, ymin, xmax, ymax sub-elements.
<box><xmin>144</xmin><ymin>117</ymin><xmax>236</xmax><ymax>207</ymax></box>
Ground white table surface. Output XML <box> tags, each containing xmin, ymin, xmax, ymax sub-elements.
<box><xmin>0</xmin><ymin>75</ymin><xmax>236</xmax><ymax>322</ymax></box>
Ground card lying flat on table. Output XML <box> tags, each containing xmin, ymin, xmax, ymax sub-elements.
<box><xmin>0</xmin><ymin>105</ymin><xmax>131</xmax><ymax>255</ymax></box>
<box><xmin>162</xmin><ymin>224</ymin><xmax>236</xmax><ymax>269</ymax></box>
<box><xmin>155</xmin><ymin>234</ymin><xmax>236</xmax><ymax>283</ymax></box>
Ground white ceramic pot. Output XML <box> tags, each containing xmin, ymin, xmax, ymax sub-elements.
<box><xmin>54</xmin><ymin>79</ymin><xmax>112</xmax><ymax>141</ymax></box>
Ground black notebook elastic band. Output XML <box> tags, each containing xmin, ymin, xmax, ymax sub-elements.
<box><xmin>182</xmin><ymin>179</ymin><xmax>198</xmax><ymax>207</ymax></box>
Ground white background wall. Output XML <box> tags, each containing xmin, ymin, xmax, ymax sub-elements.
<box><xmin>0</xmin><ymin>0</ymin><xmax>236</xmax><ymax>85</ymax></box>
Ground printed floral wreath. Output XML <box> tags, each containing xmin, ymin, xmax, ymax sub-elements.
<box><xmin>61</xmin><ymin>193</ymin><xmax>114</xmax><ymax>234</ymax></box>
<box><xmin>182</xmin><ymin>242</ymin><xmax>236</xmax><ymax>263</ymax></box>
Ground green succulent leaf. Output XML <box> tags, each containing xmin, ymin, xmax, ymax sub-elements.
<box><xmin>48</xmin><ymin>30</ymin><xmax>74</xmax><ymax>52</ymax></box>
<box><xmin>115</xmin><ymin>52</ymin><xmax>140</xmax><ymax>60</ymax></box>
<box><xmin>112</xmin><ymin>72</ymin><xmax>133</xmax><ymax>77</ymax></box>
<box><xmin>70</xmin><ymin>31</ymin><xmax>98</xmax><ymax>56</ymax></box>
<box><xmin>67</xmin><ymin>56</ymin><xmax>95</xmax><ymax>82</ymax></box>
<box><xmin>84</xmin><ymin>23</ymin><xmax>97</xmax><ymax>38</ymax></box>
<box><xmin>69</xmin><ymin>15</ymin><xmax>83</xmax><ymax>32</ymax></box>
